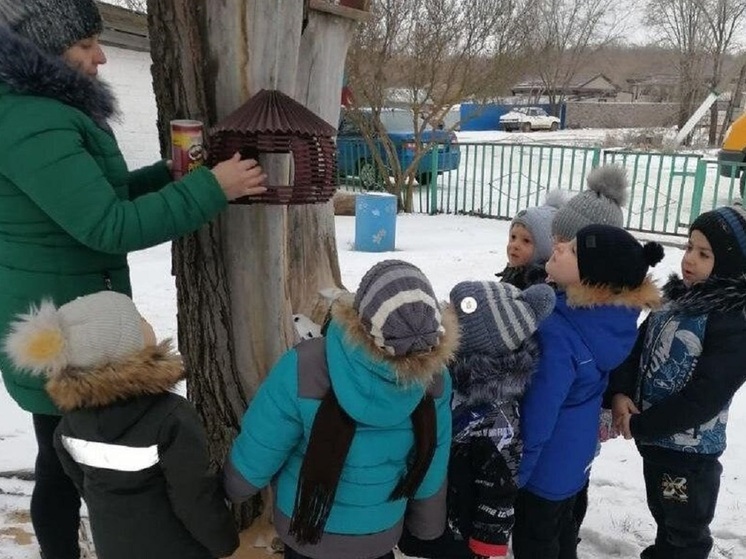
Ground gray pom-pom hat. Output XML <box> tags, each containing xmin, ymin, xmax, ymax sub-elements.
<box><xmin>551</xmin><ymin>165</ymin><xmax>629</xmax><ymax>241</ymax></box>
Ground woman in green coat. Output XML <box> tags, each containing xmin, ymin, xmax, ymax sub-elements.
<box><xmin>0</xmin><ymin>1</ymin><xmax>266</xmax><ymax>557</ymax></box>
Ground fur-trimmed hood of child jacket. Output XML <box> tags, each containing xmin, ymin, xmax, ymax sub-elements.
<box><xmin>48</xmin><ymin>341</ymin><xmax>239</xmax><ymax>559</ymax></box>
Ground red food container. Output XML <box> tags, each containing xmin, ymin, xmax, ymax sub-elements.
<box><xmin>170</xmin><ymin>120</ymin><xmax>205</xmax><ymax>180</ymax></box>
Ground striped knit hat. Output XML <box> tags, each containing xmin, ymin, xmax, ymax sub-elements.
<box><xmin>0</xmin><ymin>0</ymin><xmax>103</xmax><ymax>55</ymax></box>
<box><xmin>690</xmin><ymin>204</ymin><xmax>746</xmax><ymax>279</ymax></box>
<box><xmin>449</xmin><ymin>281</ymin><xmax>555</xmax><ymax>355</ymax></box>
<box><xmin>353</xmin><ymin>260</ymin><xmax>443</xmax><ymax>356</ymax></box>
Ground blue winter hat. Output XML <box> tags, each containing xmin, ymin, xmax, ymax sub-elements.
<box><xmin>449</xmin><ymin>281</ymin><xmax>555</xmax><ymax>355</ymax></box>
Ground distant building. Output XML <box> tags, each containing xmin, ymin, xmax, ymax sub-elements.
<box><xmin>511</xmin><ymin>74</ymin><xmax>619</xmax><ymax>101</ymax></box>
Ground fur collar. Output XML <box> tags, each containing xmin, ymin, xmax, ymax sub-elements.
<box><xmin>46</xmin><ymin>341</ymin><xmax>183</xmax><ymax>412</ymax></box>
<box><xmin>663</xmin><ymin>273</ymin><xmax>746</xmax><ymax>315</ymax></box>
<box><xmin>0</xmin><ymin>25</ymin><xmax>117</xmax><ymax>129</ymax></box>
<box><xmin>565</xmin><ymin>275</ymin><xmax>661</xmax><ymax>310</ymax></box>
<box><xmin>451</xmin><ymin>336</ymin><xmax>539</xmax><ymax>406</ymax></box>
<box><xmin>331</xmin><ymin>300</ymin><xmax>459</xmax><ymax>385</ymax></box>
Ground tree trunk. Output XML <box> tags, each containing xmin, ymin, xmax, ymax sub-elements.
<box><xmin>146</xmin><ymin>0</ymin><xmax>354</xmax><ymax>531</ymax></box>
<box><xmin>289</xmin><ymin>9</ymin><xmax>356</xmax><ymax>316</ymax></box>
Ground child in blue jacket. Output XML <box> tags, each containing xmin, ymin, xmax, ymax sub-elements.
<box><xmin>224</xmin><ymin>260</ymin><xmax>458</xmax><ymax>559</ymax></box>
<box><xmin>513</xmin><ymin>224</ymin><xmax>663</xmax><ymax>559</ymax></box>
<box><xmin>608</xmin><ymin>204</ymin><xmax>746</xmax><ymax>559</ymax></box>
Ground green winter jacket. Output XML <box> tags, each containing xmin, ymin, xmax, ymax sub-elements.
<box><xmin>0</xmin><ymin>25</ymin><xmax>227</xmax><ymax>415</ymax></box>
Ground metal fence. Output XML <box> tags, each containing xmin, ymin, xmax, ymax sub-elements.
<box><xmin>338</xmin><ymin>141</ymin><xmax>746</xmax><ymax>238</ymax></box>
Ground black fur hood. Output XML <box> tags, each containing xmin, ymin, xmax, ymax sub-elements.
<box><xmin>451</xmin><ymin>336</ymin><xmax>539</xmax><ymax>406</ymax></box>
<box><xmin>0</xmin><ymin>25</ymin><xmax>117</xmax><ymax>129</ymax></box>
<box><xmin>663</xmin><ymin>273</ymin><xmax>746</xmax><ymax>315</ymax></box>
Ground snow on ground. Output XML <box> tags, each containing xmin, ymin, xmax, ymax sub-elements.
<box><xmin>2</xmin><ymin>44</ymin><xmax>745</xmax><ymax>559</ymax></box>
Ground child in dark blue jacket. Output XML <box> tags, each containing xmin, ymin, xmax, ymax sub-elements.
<box><xmin>513</xmin><ymin>225</ymin><xmax>663</xmax><ymax>559</ymax></box>
<box><xmin>608</xmin><ymin>205</ymin><xmax>746</xmax><ymax>559</ymax></box>
<box><xmin>398</xmin><ymin>281</ymin><xmax>556</xmax><ymax>559</ymax></box>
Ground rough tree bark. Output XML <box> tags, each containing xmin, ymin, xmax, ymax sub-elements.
<box><xmin>146</xmin><ymin>0</ymin><xmax>356</xmax><ymax>531</ymax></box>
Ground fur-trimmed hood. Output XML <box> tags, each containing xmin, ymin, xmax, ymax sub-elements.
<box><xmin>0</xmin><ymin>25</ymin><xmax>117</xmax><ymax>129</ymax></box>
<box><xmin>46</xmin><ymin>341</ymin><xmax>183</xmax><ymax>412</ymax></box>
<box><xmin>330</xmin><ymin>298</ymin><xmax>459</xmax><ymax>385</ymax></box>
<box><xmin>451</xmin><ymin>336</ymin><xmax>539</xmax><ymax>407</ymax></box>
<box><xmin>565</xmin><ymin>275</ymin><xmax>662</xmax><ymax>311</ymax></box>
<box><xmin>663</xmin><ymin>273</ymin><xmax>746</xmax><ymax>316</ymax></box>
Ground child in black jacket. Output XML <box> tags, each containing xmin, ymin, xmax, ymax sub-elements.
<box><xmin>4</xmin><ymin>291</ymin><xmax>239</xmax><ymax>559</ymax></box>
<box><xmin>399</xmin><ymin>281</ymin><xmax>555</xmax><ymax>559</ymax></box>
<box><xmin>607</xmin><ymin>204</ymin><xmax>746</xmax><ymax>559</ymax></box>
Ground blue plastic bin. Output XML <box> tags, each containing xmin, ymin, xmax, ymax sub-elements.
<box><xmin>355</xmin><ymin>192</ymin><xmax>397</xmax><ymax>252</ymax></box>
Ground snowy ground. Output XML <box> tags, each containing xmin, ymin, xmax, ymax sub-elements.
<box><xmin>2</xmin><ymin>45</ymin><xmax>745</xmax><ymax>559</ymax></box>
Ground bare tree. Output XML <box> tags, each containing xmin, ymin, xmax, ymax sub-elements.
<box><xmin>345</xmin><ymin>0</ymin><xmax>530</xmax><ymax>211</ymax></box>
<box><xmin>690</xmin><ymin>0</ymin><xmax>746</xmax><ymax>144</ymax></box>
<box><xmin>646</xmin><ymin>0</ymin><xmax>711</xmax><ymax>135</ymax></box>
<box><xmin>526</xmin><ymin>0</ymin><xmax>627</xmax><ymax>115</ymax></box>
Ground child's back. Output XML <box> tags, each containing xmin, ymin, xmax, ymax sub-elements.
<box><xmin>225</xmin><ymin>260</ymin><xmax>458</xmax><ymax>559</ymax></box>
<box><xmin>5</xmin><ymin>292</ymin><xmax>238</xmax><ymax>559</ymax></box>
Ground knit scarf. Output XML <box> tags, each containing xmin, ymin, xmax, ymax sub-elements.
<box><xmin>288</xmin><ymin>390</ymin><xmax>437</xmax><ymax>545</ymax></box>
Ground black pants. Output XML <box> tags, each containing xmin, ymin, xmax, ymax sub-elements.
<box><xmin>572</xmin><ymin>479</ymin><xmax>590</xmax><ymax>540</ymax></box>
<box><xmin>284</xmin><ymin>547</ymin><xmax>394</xmax><ymax>559</ymax></box>
<box><xmin>397</xmin><ymin>526</ymin><xmax>472</xmax><ymax>559</ymax></box>
<box><xmin>512</xmin><ymin>489</ymin><xmax>578</xmax><ymax>559</ymax></box>
<box><xmin>32</xmin><ymin>414</ymin><xmax>81</xmax><ymax>559</ymax></box>
<box><xmin>638</xmin><ymin>445</ymin><xmax>722</xmax><ymax>559</ymax></box>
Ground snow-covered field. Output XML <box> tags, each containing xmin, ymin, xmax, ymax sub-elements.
<box><xmin>1</xmin><ymin>45</ymin><xmax>745</xmax><ymax>558</ymax></box>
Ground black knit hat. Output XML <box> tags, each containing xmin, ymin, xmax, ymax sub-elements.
<box><xmin>577</xmin><ymin>225</ymin><xmax>664</xmax><ymax>289</ymax></box>
<box><xmin>0</xmin><ymin>0</ymin><xmax>103</xmax><ymax>55</ymax></box>
<box><xmin>690</xmin><ymin>205</ymin><xmax>746</xmax><ymax>279</ymax></box>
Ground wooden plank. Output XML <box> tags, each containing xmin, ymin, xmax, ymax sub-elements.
<box><xmin>96</xmin><ymin>1</ymin><xmax>150</xmax><ymax>51</ymax></box>
<box><xmin>309</xmin><ymin>0</ymin><xmax>372</xmax><ymax>22</ymax></box>
<box><xmin>101</xmin><ymin>28</ymin><xmax>150</xmax><ymax>51</ymax></box>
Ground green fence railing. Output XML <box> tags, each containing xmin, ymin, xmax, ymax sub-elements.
<box><xmin>337</xmin><ymin>141</ymin><xmax>746</xmax><ymax>238</ymax></box>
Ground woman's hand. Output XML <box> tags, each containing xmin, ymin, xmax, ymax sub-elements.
<box><xmin>211</xmin><ymin>152</ymin><xmax>267</xmax><ymax>201</ymax></box>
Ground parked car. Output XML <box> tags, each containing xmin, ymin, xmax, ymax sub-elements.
<box><xmin>718</xmin><ymin>113</ymin><xmax>746</xmax><ymax>195</ymax></box>
<box><xmin>499</xmin><ymin>106</ymin><xmax>560</xmax><ymax>132</ymax></box>
<box><xmin>336</xmin><ymin>107</ymin><xmax>461</xmax><ymax>188</ymax></box>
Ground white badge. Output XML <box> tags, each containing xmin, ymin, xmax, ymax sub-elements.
<box><xmin>460</xmin><ymin>297</ymin><xmax>478</xmax><ymax>314</ymax></box>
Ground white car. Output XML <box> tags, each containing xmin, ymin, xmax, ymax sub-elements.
<box><xmin>499</xmin><ymin>107</ymin><xmax>561</xmax><ymax>132</ymax></box>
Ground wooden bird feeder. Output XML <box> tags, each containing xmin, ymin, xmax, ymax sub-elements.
<box><xmin>207</xmin><ymin>89</ymin><xmax>337</xmax><ymax>205</ymax></box>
